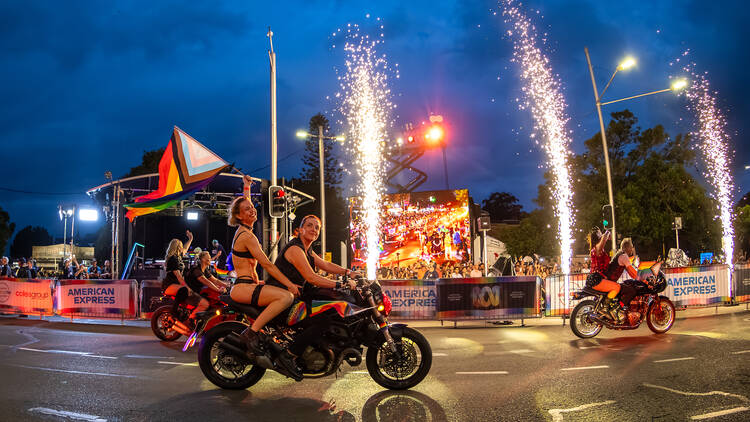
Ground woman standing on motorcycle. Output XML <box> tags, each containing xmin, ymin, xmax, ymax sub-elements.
<box><xmin>228</xmin><ymin>175</ymin><xmax>301</xmax><ymax>377</ymax></box>
<box><xmin>585</xmin><ymin>228</ymin><xmax>621</xmax><ymax>314</ymax></box>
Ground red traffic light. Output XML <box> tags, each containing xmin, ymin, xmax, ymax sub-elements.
<box><xmin>275</xmin><ymin>189</ymin><xmax>285</xmax><ymax>198</ymax></box>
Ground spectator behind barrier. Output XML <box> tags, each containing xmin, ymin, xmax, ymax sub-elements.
<box><xmin>0</xmin><ymin>256</ymin><xmax>13</xmax><ymax>277</ymax></box>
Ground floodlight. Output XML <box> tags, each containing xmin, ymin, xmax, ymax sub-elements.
<box><xmin>186</xmin><ymin>211</ymin><xmax>199</xmax><ymax>221</ymax></box>
<box><xmin>79</xmin><ymin>209</ymin><xmax>98</xmax><ymax>221</ymax></box>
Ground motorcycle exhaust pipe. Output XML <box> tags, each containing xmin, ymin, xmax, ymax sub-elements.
<box><xmin>217</xmin><ymin>339</ymin><xmax>275</xmax><ymax>370</ymax></box>
<box><xmin>341</xmin><ymin>348</ymin><xmax>362</xmax><ymax>367</ymax></box>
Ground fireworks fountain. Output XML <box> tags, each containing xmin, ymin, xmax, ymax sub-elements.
<box><xmin>681</xmin><ymin>57</ymin><xmax>735</xmax><ymax>289</ymax></box>
<box><xmin>337</xmin><ymin>24</ymin><xmax>394</xmax><ymax>280</ymax></box>
<box><xmin>501</xmin><ymin>1</ymin><xmax>575</xmax><ymax>276</ymax></box>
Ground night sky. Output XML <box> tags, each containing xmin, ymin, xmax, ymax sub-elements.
<box><xmin>1</xmin><ymin>0</ymin><xmax>748</xmax><ymax>251</ymax></box>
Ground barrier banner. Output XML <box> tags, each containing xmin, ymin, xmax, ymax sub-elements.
<box><xmin>663</xmin><ymin>265</ymin><xmax>730</xmax><ymax>307</ymax></box>
<box><xmin>545</xmin><ymin>273</ymin><xmax>587</xmax><ymax>316</ymax></box>
<box><xmin>436</xmin><ymin>276</ymin><xmax>540</xmax><ymax>320</ymax></box>
<box><xmin>734</xmin><ymin>264</ymin><xmax>750</xmax><ymax>303</ymax></box>
<box><xmin>56</xmin><ymin>279</ymin><xmax>136</xmax><ymax>317</ymax></box>
<box><xmin>0</xmin><ymin>278</ymin><xmax>54</xmax><ymax>315</ymax></box>
<box><xmin>380</xmin><ymin>280</ymin><xmax>436</xmax><ymax>320</ymax></box>
<box><xmin>139</xmin><ymin>279</ymin><xmax>164</xmax><ymax>318</ymax></box>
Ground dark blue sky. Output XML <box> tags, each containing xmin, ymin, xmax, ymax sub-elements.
<box><xmin>1</xmin><ymin>0</ymin><xmax>748</xmax><ymax>248</ymax></box>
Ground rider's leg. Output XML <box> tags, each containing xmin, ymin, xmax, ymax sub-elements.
<box><xmin>618</xmin><ymin>283</ymin><xmax>637</xmax><ymax>310</ymax></box>
<box><xmin>189</xmin><ymin>297</ymin><xmax>209</xmax><ymax>319</ymax></box>
<box><xmin>165</xmin><ymin>284</ymin><xmax>187</xmax><ymax>314</ymax></box>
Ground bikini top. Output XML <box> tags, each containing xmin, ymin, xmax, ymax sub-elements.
<box><xmin>231</xmin><ymin>224</ymin><xmax>255</xmax><ymax>259</ymax></box>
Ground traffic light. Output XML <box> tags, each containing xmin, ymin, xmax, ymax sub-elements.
<box><xmin>601</xmin><ymin>204</ymin><xmax>612</xmax><ymax>229</ymax></box>
<box><xmin>424</xmin><ymin>124</ymin><xmax>445</xmax><ymax>146</ymax></box>
<box><xmin>269</xmin><ymin>186</ymin><xmax>286</xmax><ymax>218</ymax></box>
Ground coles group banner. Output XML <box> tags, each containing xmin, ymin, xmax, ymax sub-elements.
<box><xmin>663</xmin><ymin>265</ymin><xmax>730</xmax><ymax>307</ymax></box>
<box><xmin>0</xmin><ymin>278</ymin><xmax>54</xmax><ymax>315</ymax></box>
<box><xmin>56</xmin><ymin>279</ymin><xmax>136</xmax><ymax>317</ymax></box>
<box><xmin>380</xmin><ymin>280</ymin><xmax>436</xmax><ymax>320</ymax></box>
<box><xmin>436</xmin><ymin>276</ymin><xmax>540</xmax><ymax>320</ymax></box>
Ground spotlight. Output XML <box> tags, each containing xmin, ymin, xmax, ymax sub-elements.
<box><xmin>186</xmin><ymin>211</ymin><xmax>199</xmax><ymax>221</ymax></box>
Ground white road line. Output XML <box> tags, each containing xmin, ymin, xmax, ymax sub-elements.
<box><xmin>157</xmin><ymin>361</ymin><xmax>198</xmax><ymax>367</ymax></box>
<box><xmin>432</xmin><ymin>352</ymin><xmax>448</xmax><ymax>356</ymax></box>
<box><xmin>29</xmin><ymin>407</ymin><xmax>106</xmax><ymax>422</ymax></box>
<box><xmin>9</xmin><ymin>364</ymin><xmax>138</xmax><ymax>378</ymax></box>
<box><xmin>548</xmin><ymin>400</ymin><xmax>616</xmax><ymax>422</ymax></box>
<box><xmin>455</xmin><ymin>371</ymin><xmax>509</xmax><ymax>375</ymax></box>
<box><xmin>18</xmin><ymin>347</ymin><xmax>89</xmax><ymax>355</ymax></box>
<box><xmin>560</xmin><ymin>365</ymin><xmax>609</xmax><ymax>371</ymax></box>
<box><xmin>349</xmin><ymin>370</ymin><xmax>369</xmax><ymax>374</ymax></box>
<box><xmin>690</xmin><ymin>406</ymin><xmax>749</xmax><ymax>420</ymax></box>
<box><xmin>643</xmin><ymin>383</ymin><xmax>749</xmax><ymax>403</ymax></box>
<box><xmin>654</xmin><ymin>357</ymin><xmax>695</xmax><ymax>363</ymax></box>
<box><xmin>83</xmin><ymin>355</ymin><xmax>118</xmax><ymax>360</ymax></box>
<box><xmin>485</xmin><ymin>349</ymin><xmax>535</xmax><ymax>355</ymax></box>
<box><xmin>125</xmin><ymin>354</ymin><xmax>174</xmax><ymax>359</ymax></box>
<box><xmin>731</xmin><ymin>350</ymin><xmax>750</xmax><ymax>355</ymax></box>
<box><xmin>578</xmin><ymin>345</ymin><xmax>602</xmax><ymax>350</ymax></box>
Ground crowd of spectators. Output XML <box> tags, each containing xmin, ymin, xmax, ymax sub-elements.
<box><xmin>0</xmin><ymin>255</ymin><xmax>113</xmax><ymax>279</ymax></box>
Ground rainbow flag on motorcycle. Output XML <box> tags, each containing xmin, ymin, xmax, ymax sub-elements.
<box><xmin>124</xmin><ymin>127</ymin><xmax>230</xmax><ymax>220</ymax></box>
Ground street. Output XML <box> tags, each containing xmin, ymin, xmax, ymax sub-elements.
<box><xmin>1</xmin><ymin>311</ymin><xmax>748</xmax><ymax>421</ymax></box>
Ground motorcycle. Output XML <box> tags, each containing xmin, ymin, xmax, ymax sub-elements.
<box><xmin>194</xmin><ymin>276</ymin><xmax>432</xmax><ymax>390</ymax></box>
<box><xmin>150</xmin><ymin>287</ymin><xmax>236</xmax><ymax>342</ymax></box>
<box><xmin>569</xmin><ymin>263</ymin><xmax>676</xmax><ymax>339</ymax></box>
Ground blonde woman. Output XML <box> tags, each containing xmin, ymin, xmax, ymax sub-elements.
<box><xmin>228</xmin><ymin>175</ymin><xmax>301</xmax><ymax>378</ymax></box>
<box><xmin>162</xmin><ymin>231</ymin><xmax>201</xmax><ymax>316</ymax></box>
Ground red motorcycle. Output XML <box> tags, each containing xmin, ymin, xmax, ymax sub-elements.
<box><xmin>570</xmin><ymin>263</ymin><xmax>676</xmax><ymax>338</ymax></box>
<box><xmin>150</xmin><ymin>287</ymin><xmax>236</xmax><ymax>342</ymax></box>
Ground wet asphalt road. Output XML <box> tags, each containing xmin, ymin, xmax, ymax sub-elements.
<box><xmin>0</xmin><ymin>311</ymin><xmax>749</xmax><ymax>422</ymax></box>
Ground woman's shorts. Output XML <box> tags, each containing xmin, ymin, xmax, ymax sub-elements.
<box><xmin>585</xmin><ymin>272</ymin><xmax>604</xmax><ymax>287</ymax></box>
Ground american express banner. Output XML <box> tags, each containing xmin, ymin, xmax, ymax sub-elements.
<box><xmin>663</xmin><ymin>265</ymin><xmax>730</xmax><ymax>307</ymax></box>
<box><xmin>379</xmin><ymin>280</ymin><xmax>437</xmax><ymax>320</ymax></box>
<box><xmin>56</xmin><ymin>279</ymin><xmax>137</xmax><ymax>317</ymax></box>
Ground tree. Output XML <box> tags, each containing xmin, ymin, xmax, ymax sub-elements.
<box><xmin>10</xmin><ymin>226</ymin><xmax>52</xmax><ymax>259</ymax></box>
<box><xmin>123</xmin><ymin>147</ymin><xmax>165</xmax><ymax>178</ymax></box>
<box><xmin>290</xmin><ymin>113</ymin><xmax>348</xmax><ymax>263</ymax></box>
<box><xmin>0</xmin><ymin>206</ymin><xmax>14</xmax><ymax>255</ymax></box>
<box><xmin>481</xmin><ymin>192</ymin><xmax>527</xmax><ymax>222</ymax></box>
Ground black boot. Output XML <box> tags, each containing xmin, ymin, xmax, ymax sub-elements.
<box><xmin>275</xmin><ymin>350</ymin><xmax>303</xmax><ymax>381</ymax></box>
<box><xmin>239</xmin><ymin>327</ymin><xmax>265</xmax><ymax>356</ymax></box>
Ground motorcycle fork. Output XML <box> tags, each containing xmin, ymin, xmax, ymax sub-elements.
<box><xmin>364</xmin><ymin>288</ymin><xmax>398</xmax><ymax>354</ymax></box>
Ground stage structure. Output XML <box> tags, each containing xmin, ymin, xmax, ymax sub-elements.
<box><xmin>349</xmin><ymin>189</ymin><xmax>474</xmax><ymax>271</ymax></box>
<box><xmin>385</xmin><ymin>115</ymin><xmax>448</xmax><ymax>193</ymax></box>
<box><xmin>86</xmin><ymin>173</ymin><xmax>313</xmax><ymax>279</ymax></box>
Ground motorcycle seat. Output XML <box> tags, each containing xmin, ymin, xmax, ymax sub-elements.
<box><xmin>219</xmin><ymin>294</ymin><xmax>261</xmax><ymax>319</ymax></box>
<box><xmin>582</xmin><ymin>287</ymin><xmax>605</xmax><ymax>296</ymax></box>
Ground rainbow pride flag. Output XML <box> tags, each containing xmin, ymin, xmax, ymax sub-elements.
<box><xmin>125</xmin><ymin>127</ymin><xmax>229</xmax><ymax>220</ymax></box>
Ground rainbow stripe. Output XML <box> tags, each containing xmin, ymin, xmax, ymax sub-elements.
<box><xmin>310</xmin><ymin>300</ymin><xmax>354</xmax><ymax>319</ymax></box>
<box><xmin>125</xmin><ymin>127</ymin><xmax>228</xmax><ymax>220</ymax></box>
<box><xmin>286</xmin><ymin>301</ymin><xmax>308</xmax><ymax>326</ymax></box>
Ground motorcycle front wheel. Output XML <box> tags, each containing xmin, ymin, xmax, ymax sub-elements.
<box><xmin>150</xmin><ymin>305</ymin><xmax>183</xmax><ymax>341</ymax></box>
<box><xmin>366</xmin><ymin>327</ymin><xmax>432</xmax><ymax>390</ymax></box>
<box><xmin>197</xmin><ymin>321</ymin><xmax>266</xmax><ymax>390</ymax></box>
<box><xmin>570</xmin><ymin>299</ymin><xmax>603</xmax><ymax>339</ymax></box>
<box><xmin>647</xmin><ymin>297</ymin><xmax>675</xmax><ymax>334</ymax></box>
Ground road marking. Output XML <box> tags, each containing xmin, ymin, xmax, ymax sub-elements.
<box><xmin>731</xmin><ymin>350</ymin><xmax>750</xmax><ymax>355</ymax></box>
<box><xmin>455</xmin><ymin>371</ymin><xmax>509</xmax><ymax>375</ymax></box>
<box><xmin>125</xmin><ymin>354</ymin><xmax>174</xmax><ymax>359</ymax></box>
<box><xmin>485</xmin><ymin>349</ymin><xmax>534</xmax><ymax>355</ymax></box>
<box><xmin>560</xmin><ymin>365</ymin><xmax>609</xmax><ymax>371</ymax></box>
<box><xmin>548</xmin><ymin>400</ymin><xmax>616</xmax><ymax>422</ymax></box>
<box><xmin>83</xmin><ymin>355</ymin><xmax>118</xmax><ymax>360</ymax></box>
<box><xmin>690</xmin><ymin>407</ymin><xmax>749</xmax><ymax>420</ymax></box>
<box><xmin>654</xmin><ymin>357</ymin><xmax>695</xmax><ymax>363</ymax></box>
<box><xmin>578</xmin><ymin>345</ymin><xmax>602</xmax><ymax>350</ymax></box>
<box><xmin>349</xmin><ymin>370</ymin><xmax>368</xmax><ymax>374</ymax></box>
<box><xmin>29</xmin><ymin>407</ymin><xmax>106</xmax><ymax>422</ymax></box>
<box><xmin>157</xmin><ymin>361</ymin><xmax>198</xmax><ymax>367</ymax></box>
<box><xmin>643</xmin><ymin>383</ymin><xmax>749</xmax><ymax>403</ymax></box>
<box><xmin>433</xmin><ymin>352</ymin><xmax>448</xmax><ymax>356</ymax></box>
<box><xmin>9</xmin><ymin>364</ymin><xmax>138</xmax><ymax>378</ymax></box>
<box><xmin>18</xmin><ymin>347</ymin><xmax>90</xmax><ymax>355</ymax></box>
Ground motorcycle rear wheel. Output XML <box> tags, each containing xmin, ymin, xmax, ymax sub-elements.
<box><xmin>150</xmin><ymin>305</ymin><xmax>182</xmax><ymax>342</ymax></box>
<box><xmin>198</xmin><ymin>321</ymin><xmax>266</xmax><ymax>390</ymax></box>
<box><xmin>647</xmin><ymin>298</ymin><xmax>675</xmax><ymax>334</ymax></box>
<box><xmin>366</xmin><ymin>327</ymin><xmax>432</xmax><ymax>390</ymax></box>
<box><xmin>570</xmin><ymin>299</ymin><xmax>603</xmax><ymax>339</ymax></box>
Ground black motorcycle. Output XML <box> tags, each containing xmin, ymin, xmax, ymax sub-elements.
<box><xmin>196</xmin><ymin>277</ymin><xmax>432</xmax><ymax>390</ymax></box>
<box><xmin>570</xmin><ymin>263</ymin><xmax>676</xmax><ymax>338</ymax></box>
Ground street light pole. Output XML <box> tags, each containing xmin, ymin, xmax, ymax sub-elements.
<box><xmin>442</xmin><ymin>145</ymin><xmax>449</xmax><ymax>190</ymax></box>
<box><xmin>268</xmin><ymin>28</ymin><xmax>279</xmax><ymax>262</ymax></box>
<box><xmin>585</xmin><ymin>47</ymin><xmax>618</xmax><ymax>252</ymax></box>
<box><xmin>318</xmin><ymin>124</ymin><xmax>326</xmax><ymax>258</ymax></box>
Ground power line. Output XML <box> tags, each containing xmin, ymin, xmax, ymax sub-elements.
<box><xmin>248</xmin><ymin>148</ymin><xmax>305</xmax><ymax>174</ymax></box>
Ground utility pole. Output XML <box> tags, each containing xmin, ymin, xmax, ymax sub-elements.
<box><xmin>318</xmin><ymin>124</ymin><xmax>326</xmax><ymax>258</ymax></box>
<box><xmin>268</xmin><ymin>28</ymin><xmax>279</xmax><ymax>261</ymax></box>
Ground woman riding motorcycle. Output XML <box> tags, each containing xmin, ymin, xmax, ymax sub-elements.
<box><xmin>162</xmin><ymin>231</ymin><xmax>204</xmax><ymax>322</ymax></box>
<box><xmin>185</xmin><ymin>251</ymin><xmax>230</xmax><ymax>315</ymax></box>
<box><xmin>585</xmin><ymin>228</ymin><xmax>620</xmax><ymax>315</ymax></box>
<box><xmin>602</xmin><ymin>237</ymin><xmax>640</xmax><ymax>315</ymax></box>
<box><xmin>228</xmin><ymin>175</ymin><xmax>302</xmax><ymax>378</ymax></box>
<box><xmin>266</xmin><ymin>214</ymin><xmax>358</xmax><ymax>359</ymax></box>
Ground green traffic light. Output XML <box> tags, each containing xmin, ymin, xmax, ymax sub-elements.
<box><xmin>603</xmin><ymin>220</ymin><xmax>609</xmax><ymax>228</ymax></box>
